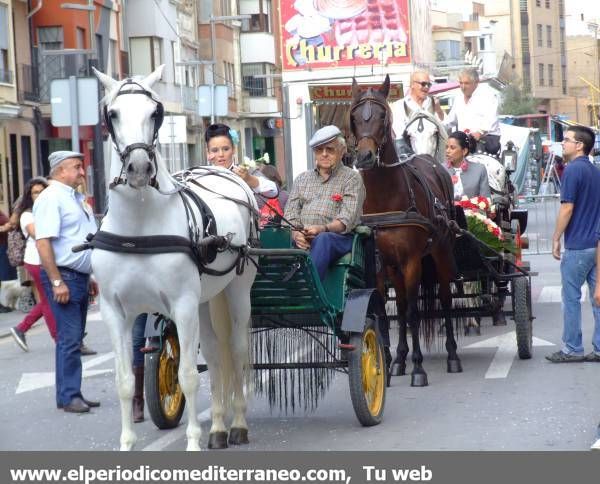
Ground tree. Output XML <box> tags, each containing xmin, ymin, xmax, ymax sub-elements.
<box><xmin>499</xmin><ymin>83</ymin><xmax>537</xmax><ymax>115</ymax></box>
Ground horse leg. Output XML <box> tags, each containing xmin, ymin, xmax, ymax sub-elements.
<box><xmin>432</xmin><ymin>249</ymin><xmax>462</xmax><ymax>373</ymax></box>
<box><xmin>172</xmin><ymin>302</ymin><xmax>202</xmax><ymax>451</ymax></box>
<box><xmin>376</xmin><ymin>270</ymin><xmax>393</xmax><ymax>385</ymax></box>
<box><xmin>223</xmin><ymin>274</ymin><xmax>254</xmax><ymax>445</ymax></box>
<box><xmin>388</xmin><ymin>268</ymin><xmax>409</xmax><ymax>377</ymax></box>
<box><xmin>100</xmin><ymin>298</ymin><xmax>136</xmax><ymax>450</ymax></box>
<box><xmin>404</xmin><ymin>259</ymin><xmax>428</xmax><ymax>387</ymax></box>
<box><xmin>199</xmin><ymin>299</ymin><xmax>229</xmax><ymax>449</ymax></box>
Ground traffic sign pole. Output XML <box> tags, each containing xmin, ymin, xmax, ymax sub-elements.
<box><xmin>69</xmin><ymin>75</ymin><xmax>80</xmax><ymax>152</ymax></box>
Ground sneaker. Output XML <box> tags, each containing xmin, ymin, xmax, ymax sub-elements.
<box><xmin>80</xmin><ymin>343</ymin><xmax>97</xmax><ymax>356</ymax></box>
<box><xmin>584</xmin><ymin>352</ymin><xmax>600</xmax><ymax>362</ymax></box>
<box><xmin>10</xmin><ymin>327</ymin><xmax>28</xmax><ymax>352</ymax></box>
<box><xmin>0</xmin><ymin>305</ymin><xmax>13</xmax><ymax>313</ymax></box>
<box><xmin>545</xmin><ymin>350</ymin><xmax>585</xmax><ymax>363</ymax></box>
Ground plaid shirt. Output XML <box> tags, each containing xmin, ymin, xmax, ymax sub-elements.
<box><xmin>284</xmin><ymin>164</ymin><xmax>365</xmax><ymax>233</ymax></box>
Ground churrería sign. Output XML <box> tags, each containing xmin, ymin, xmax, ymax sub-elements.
<box><xmin>280</xmin><ymin>0</ymin><xmax>411</xmax><ymax>70</ymax></box>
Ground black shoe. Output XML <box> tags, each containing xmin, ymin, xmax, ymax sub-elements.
<box><xmin>63</xmin><ymin>397</ymin><xmax>90</xmax><ymax>413</ymax></box>
<box><xmin>545</xmin><ymin>350</ymin><xmax>585</xmax><ymax>363</ymax></box>
<box><xmin>80</xmin><ymin>343</ymin><xmax>97</xmax><ymax>356</ymax></box>
<box><xmin>0</xmin><ymin>305</ymin><xmax>13</xmax><ymax>313</ymax></box>
<box><xmin>10</xmin><ymin>327</ymin><xmax>28</xmax><ymax>352</ymax></box>
<box><xmin>81</xmin><ymin>397</ymin><xmax>100</xmax><ymax>407</ymax></box>
<box><xmin>584</xmin><ymin>352</ymin><xmax>600</xmax><ymax>362</ymax></box>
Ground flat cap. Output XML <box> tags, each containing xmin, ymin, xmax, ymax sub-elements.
<box><xmin>309</xmin><ymin>125</ymin><xmax>343</xmax><ymax>149</ymax></box>
<box><xmin>48</xmin><ymin>150</ymin><xmax>84</xmax><ymax>170</ymax></box>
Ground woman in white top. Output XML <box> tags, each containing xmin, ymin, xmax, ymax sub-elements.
<box><xmin>9</xmin><ymin>177</ymin><xmax>56</xmax><ymax>352</ymax></box>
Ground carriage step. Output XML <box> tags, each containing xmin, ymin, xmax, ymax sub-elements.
<box><xmin>196</xmin><ymin>362</ymin><xmax>348</xmax><ymax>372</ymax></box>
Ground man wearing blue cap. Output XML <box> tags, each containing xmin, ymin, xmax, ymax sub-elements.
<box><xmin>285</xmin><ymin>126</ymin><xmax>366</xmax><ymax>279</ymax></box>
<box><xmin>34</xmin><ymin>151</ymin><xmax>100</xmax><ymax>413</ymax></box>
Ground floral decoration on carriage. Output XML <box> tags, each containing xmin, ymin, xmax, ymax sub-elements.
<box><xmin>455</xmin><ymin>196</ymin><xmax>515</xmax><ymax>253</ymax></box>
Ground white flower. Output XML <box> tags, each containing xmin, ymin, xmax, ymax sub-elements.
<box><xmin>263</xmin><ymin>153</ymin><xmax>270</xmax><ymax>164</ymax></box>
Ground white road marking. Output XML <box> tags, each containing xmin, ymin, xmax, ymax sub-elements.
<box><xmin>464</xmin><ymin>332</ymin><xmax>554</xmax><ymax>379</ymax></box>
<box><xmin>15</xmin><ymin>352</ymin><xmax>115</xmax><ymax>394</ymax></box>
<box><xmin>537</xmin><ymin>285</ymin><xmax>587</xmax><ymax>303</ymax></box>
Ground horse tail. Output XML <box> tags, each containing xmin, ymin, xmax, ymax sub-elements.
<box><xmin>209</xmin><ymin>291</ymin><xmax>235</xmax><ymax>412</ymax></box>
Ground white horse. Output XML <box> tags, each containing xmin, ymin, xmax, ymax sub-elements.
<box><xmin>92</xmin><ymin>66</ymin><xmax>258</xmax><ymax>451</ymax></box>
<box><xmin>401</xmin><ymin>109</ymin><xmax>448</xmax><ymax>163</ymax></box>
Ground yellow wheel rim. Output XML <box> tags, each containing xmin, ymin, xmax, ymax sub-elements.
<box><xmin>158</xmin><ymin>333</ymin><xmax>184</xmax><ymax>419</ymax></box>
<box><xmin>361</xmin><ymin>328</ymin><xmax>384</xmax><ymax>416</ymax></box>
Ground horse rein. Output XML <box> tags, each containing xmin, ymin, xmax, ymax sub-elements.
<box><xmin>105</xmin><ymin>79</ymin><xmax>164</xmax><ymax>190</ymax></box>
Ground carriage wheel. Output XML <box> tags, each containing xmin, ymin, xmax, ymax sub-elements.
<box><xmin>348</xmin><ymin>318</ymin><xmax>386</xmax><ymax>426</ymax></box>
<box><xmin>513</xmin><ymin>277</ymin><xmax>532</xmax><ymax>359</ymax></box>
<box><xmin>145</xmin><ymin>331</ymin><xmax>186</xmax><ymax>429</ymax></box>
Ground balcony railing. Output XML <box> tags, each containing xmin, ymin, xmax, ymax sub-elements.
<box><xmin>37</xmin><ymin>51</ymin><xmax>93</xmax><ymax>103</ymax></box>
<box><xmin>0</xmin><ymin>69</ymin><xmax>13</xmax><ymax>84</ymax></box>
<box><xmin>17</xmin><ymin>64</ymin><xmax>40</xmax><ymax>103</ymax></box>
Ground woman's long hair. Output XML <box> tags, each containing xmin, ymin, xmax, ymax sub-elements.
<box><xmin>15</xmin><ymin>177</ymin><xmax>49</xmax><ymax>217</ymax></box>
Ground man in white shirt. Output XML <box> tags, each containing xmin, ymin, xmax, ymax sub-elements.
<box><xmin>391</xmin><ymin>70</ymin><xmax>445</xmax><ymax>140</ymax></box>
<box><xmin>34</xmin><ymin>151</ymin><xmax>100</xmax><ymax>414</ymax></box>
<box><xmin>444</xmin><ymin>68</ymin><xmax>501</xmax><ymax>154</ymax></box>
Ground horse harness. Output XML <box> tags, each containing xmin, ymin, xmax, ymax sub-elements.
<box><xmin>104</xmin><ymin>79</ymin><xmax>164</xmax><ymax>190</ymax></box>
<box><xmin>75</xmin><ymin>167</ymin><xmax>260</xmax><ymax>278</ymax></box>
<box><xmin>402</xmin><ymin>99</ymin><xmax>441</xmax><ymax>158</ymax></box>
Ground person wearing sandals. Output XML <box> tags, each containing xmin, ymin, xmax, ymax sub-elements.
<box><xmin>546</xmin><ymin>126</ymin><xmax>600</xmax><ymax>363</ymax></box>
<box><xmin>10</xmin><ymin>178</ymin><xmax>57</xmax><ymax>351</ymax></box>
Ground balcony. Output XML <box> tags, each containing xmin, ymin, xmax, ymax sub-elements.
<box><xmin>243</xmin><ymin>96</ymin><xmax>279</xmax><ymax>117</ymax></box>
<box><xmin>37</xmin><ymin>51</ymin><xmax>93</xmax><ymax>103</ymax></box>
<box><xmin>0</xmin><ymin>69</ymin><xmax>13</xmax><ymax>84</ymax></box>
<box><xmin>17</xmin><ymin>64</ymin><xmax>40</xmax><ymax>103</ymax></box>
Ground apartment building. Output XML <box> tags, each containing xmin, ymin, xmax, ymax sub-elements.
<box><xmin>1</xmin><ymin>0</ymin><xmax>39</xmax><ymax>214</ymax></box>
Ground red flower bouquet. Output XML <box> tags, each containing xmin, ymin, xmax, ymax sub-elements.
<box><xmin>331</xmin><ymin>193</ymin><xmax>343</xmax><ymax>202</ymax></box>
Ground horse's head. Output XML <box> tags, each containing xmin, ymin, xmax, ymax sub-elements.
<box><xmin>94</xmin><ymin>65</ymin><xmax>165</xmax><ymax>189</ymax></box>
<box><xmin>403</xmin><ymin>111</ymin><xmax>443</xmax><ymax>159</ymax></box>
<box><xmin>349</xmin><ymin>75</ymin><xmax>393</xmax><ymax>170</ymax></box>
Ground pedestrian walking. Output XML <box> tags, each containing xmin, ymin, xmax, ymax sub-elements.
<box><xmin>34</xmin><ymin>151</ymin><xmax>100</xmax><ymax>413</ymax></box>
<box><xmin>546</xmin><ymin>126</ymin><xmax>600</xmax><ymax>363</ymax></box>
<box><xmin>9</xmin><ymin>177</ymin><xmax>57</xmax><ymax>351</ymax></box>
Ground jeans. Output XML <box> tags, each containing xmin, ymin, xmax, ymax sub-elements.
<box><xmin>310</xmin><ymin>232</ymin><xmax>353</xmax><ymax>280</ymax></box>
<box><xmin>132</xmin><ymin>314</ymin><xmax>147</xmax><ymax>368</ymax></box>
<box><xmin>560</xmin><ymin>248</ymin><xmax>600</xmax><ymax>355</ymax></box>
<box><xmin>41</xmin><ymin>268</ymin><xmax>90</xmax><ymax>407</ymax></box>
<box><xmin>16</xmin><ymin>263</ymin><xmax>57</xmax><ymax>341</ymax></box>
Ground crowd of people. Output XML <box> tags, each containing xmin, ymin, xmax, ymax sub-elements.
<box><xmin>3</xmin><ymin>68</ymin><xmax>599</xmax><ymax>450</ymax></box>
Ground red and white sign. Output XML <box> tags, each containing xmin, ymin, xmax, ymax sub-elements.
<box><xmin>280</xmin><ymin>0</ymin><xmax>411</xmax><ymax>71</ymax></box>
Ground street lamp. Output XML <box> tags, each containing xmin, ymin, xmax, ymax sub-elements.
<box><xmin>209</xmin><ymin>14</ymin><xmax>251</xmax><ymax>123</ymax></box>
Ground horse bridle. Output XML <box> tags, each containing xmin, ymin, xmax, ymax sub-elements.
<box><xmin>403</xmin><ymin>112</ymin><xmax>441</xmax><ymax>158</ymax></box>
<box><xmin>104</xmin><ymin>79</ymin><xmax>165</xmax><ymax>189</ymax></box>
<box><xmin>350</xmin><ymin>93</ymin><xmax>400</xmax><ymax>168</ymax></box>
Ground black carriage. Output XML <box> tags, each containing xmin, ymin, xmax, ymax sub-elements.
<box><xmin>144</xmin><ymin>225</ymin><xmax>389</xmax><ymax>429</ymax></box>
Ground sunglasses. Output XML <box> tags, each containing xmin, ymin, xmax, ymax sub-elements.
<box><xmin>413</xmin><ymin>81</ymin><xmax>432</xmax><ymax>88</ymax></box>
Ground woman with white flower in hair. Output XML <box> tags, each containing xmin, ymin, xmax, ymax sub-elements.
<box><xmin>205</xmin><ymin>123</ymin><xmax>278</xmax><ymax>197</ymax></box>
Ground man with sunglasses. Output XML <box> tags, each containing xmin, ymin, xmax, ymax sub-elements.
<box><xmin>391</xmin><ymin>70</ymin><xmax>444</xmax><ymax>140</ymax></box>
<box><xmin>444</xmin><ymin>68</ymin><xmax>501</xmax><ymax>155</ymax></box>
<box><xmin>546</xmin><ymin>126</ymin><xmax>600</xmax><ymax>363</ymax></box>
<box><xmin>284</xmin><ymin>125</ymin><xmax>365</xmax><ymax>280</ymax></box>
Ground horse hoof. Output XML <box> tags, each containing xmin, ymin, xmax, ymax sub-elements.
<box><xmin>390</xmin><ymin>362</ymin><xmax>406</xmax><ymax>376</ymax></box>
<box><xmin>228</xmin><ymin>427</ymin><xmax>249</xmax><ymax>445</ymax></box>
<box><xmin>207</xmin><ymin>432</ymin><xmax>228</xmax><ymax>449</ymax></box>
<box><xmin>464</xmin><ymin>326</ymin><xmax>481</xmax><ymax>336</ymax></box>
<box><xmin>411</xmin><ymin>373</ymin><xmax>428</xmax><ymax>387</ymax></box>
<box><xmin>447</xmin><ymin>359</ymin><xmax>463</xmax><ymax>373</ymax></box>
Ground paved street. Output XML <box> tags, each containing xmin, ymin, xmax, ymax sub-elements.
<box><xmin>1</xmin><ymin>253</ymin><xmax>599</xmax><ymax>451</ymax></box>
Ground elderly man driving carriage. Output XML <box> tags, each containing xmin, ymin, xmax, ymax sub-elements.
<box><xmin>444</xmin><ymin>68</ymin><xmax>501</xmax><ymax>156</ymax></box>
<box><xmin>285</xmin><ymin>125</ymin><xmax>366</xmax><ymax>280</ymax></box>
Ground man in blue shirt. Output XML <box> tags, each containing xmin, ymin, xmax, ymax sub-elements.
<box><xmin>34</xmin><ymin>151</ymin><xmax>100</xmax><ymax>412</ymax></box>
<box><xmin>547</xmin><ymin>126</ymin><xmax>600</xmax><ymax>362</ymax></box>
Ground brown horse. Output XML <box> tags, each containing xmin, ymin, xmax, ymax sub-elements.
<box><xmin>349</xmin><ymin>75</ymin><xmax>461</xmax><ymax>386</ymax></box>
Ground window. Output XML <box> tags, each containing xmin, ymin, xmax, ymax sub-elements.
<box><xmin>548</xmin><ymin>64</ymin><xmax>554</xmax><ymax>86</ymax></box>
<box><xmin>538</xmin><ymin>63</ymin><xmax>545</xmax><ymax>86</ymax></box>
<box><xmin>546</xmin><ymin>25</ymin><xmax>552</xmax><ymax>47</ymax></box>
<box><xmin>241</xmin><ymin>13</ymin><xmax>270</xmax><ymax>32</ymax></box>
<box><xmin>110</xmin><ymin>39</ymin><xmax>119</xmax><ymax>78</ymax></box>
<box><xmin>129</xmin><ymin>37</ymin><xmax>163</xmax><ymax>76</ymax></box>
<box><xmin>545</xmin><ymin>0</ymin><xmax>550</xmax><ymax>8</ymax></box>
<box><xmin>220</xmin><ymin>0</ymin><xmax>231</xmax><ymax>16</ymax></box>
<box><xmin>535</xmin><ymin>0</ymin><xmax>541</xmax><ymax>6</ymax></box>
<box><xmin>0</xmin><ymin>3</ymin><xmax>9</xmax><ymax>83</ymax></box>
<box><xmin>561</xmin><ymin>65</ymin><xmax>567</xmax><ymax>94</ymax></box>
<box><xmin>242</xmin><ymin>63</ymin><xmax>268</xmax><ymax>96</ymax></box>
<box><xmin>223</xmin><ymin>61</ymin><xmax>235</xmax><ymax>97</ymax></box>
<box><xmin>537</xmin><ymin>24</ymin><xmax>543</xmax><ymax>47</ymax></box>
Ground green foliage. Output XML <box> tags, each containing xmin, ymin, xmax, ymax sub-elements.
<box><xmin>466</xmin><ymin>216</ymin><xmax>516</xmax><ymax>254</ymax></box>
<box><xmin>500</xmin><ymin>84</ymin><xmax>537</xmax><ymax>116</ymax></box>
